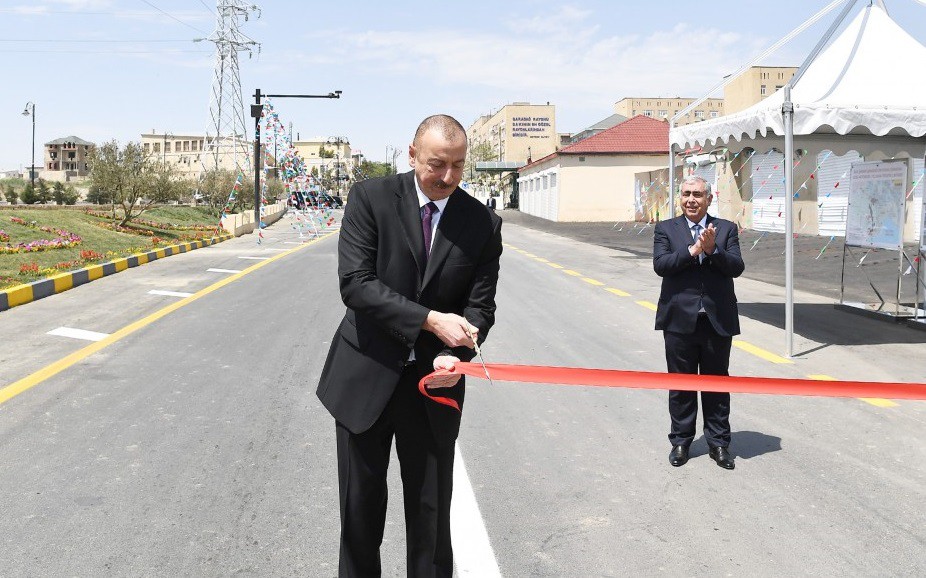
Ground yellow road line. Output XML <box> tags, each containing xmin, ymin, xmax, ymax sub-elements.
<box><xmin>606</xmin><ymin>288</ymin><xmax>631</xmax><ymax>297</ymax></box>
<box><xmin>533</xmin><ymin>257</ymin><xmax>549</xmax><ymax>263</ymax></box>
<box><xmin>0</xmin><ymin>232</ymin><xmax>338</xmax><ymax>407</ymax></box>
<box><xmin>582</xmin><ymin>278</ymin><xmax>604</xmax><ymax>286</ymax></box>
<box><xmin>732</xmin><ymin>340</ymin><xmax>794</xmax><ymax>364</ymax></box>
<box><xmin>546</xmin><ymin>262</ymin><xmax>564</xmax><ymax>269</ymax></box>
<box><xmin>636</xmin><ymin>300</ymin><xmax>657</xmax><ymax>311</ymax></box>
<box><xmin>808</xmin><ymin>374</ymin><xmax>899</xmax><ymax>407</ymax></box>
<box><xmin>563</xmin><ymin>270</ymin><xmax>582</xmax><ymax>277</ymax></box>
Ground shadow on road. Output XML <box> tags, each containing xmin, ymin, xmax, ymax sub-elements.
<box><xmin>738</xmin><ymin>302</ymin><xmax>926</xmax><ymax>346</ymax></box>
<box><xmin>686</xmin><ymin>431</ymin><xmax>782</xmax><ymax>460</ymax></box>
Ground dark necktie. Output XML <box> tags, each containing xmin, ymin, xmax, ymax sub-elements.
<box><xmin>691</xmin><ymin>224</ymin><xmax>703</xmax><ymax>263</ymax></box>
<box><xmin>422</xmin><ymin>202</ymin><xmax>438</xmax><ymax>262</ymax></box>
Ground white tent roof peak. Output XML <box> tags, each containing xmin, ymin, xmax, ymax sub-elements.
<box><xmin>671</xmin><ymin>3</ymin><xmax>926</xmax><ymax>149</ymax></box>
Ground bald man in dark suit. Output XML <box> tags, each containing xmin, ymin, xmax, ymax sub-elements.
<box><xmin>317</xmin><ymin>114</ymin><xmax>503</xmax><ymax>576</ymax></box>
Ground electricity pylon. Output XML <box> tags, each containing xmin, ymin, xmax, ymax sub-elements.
<box><xmin>199</xmin><ymin>1</ymin><xmax>260</xmax><ymax>176</ymax></box>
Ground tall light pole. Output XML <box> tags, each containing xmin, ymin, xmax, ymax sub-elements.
<box><xmin>162</xmin><ymin>131</ymin><xmax>173</xmax><ymax>165</ymax></box>
<box><xmin>327</xmin><ymin>136</ymin><xmax>349</xmax><ymax>196</ymax></box>
<box><xmin>250</xmin><ymin>89</ymin><xmax>341</xmax><ymax>235</ymax></box>
<box><xmin>22</xmin><ymin>102</ymin><xmax>36</xmax><ymax>191</ymax></box>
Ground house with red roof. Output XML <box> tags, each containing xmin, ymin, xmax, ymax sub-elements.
<box><xmin>516</xmin><ymin>115</ymin><xmax>669</xmax><ymax>222</ymax></box>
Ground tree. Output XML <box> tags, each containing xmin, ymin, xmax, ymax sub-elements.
<box><xmin>52</xmin><ymin>181</ymin><xmax>66</xmax><ymax>205</ymax></box>
<box><xmin>20</xmin><ymin>183</ymin><xmax>38</xmax><ymax>205</ymax></box>
<box><xmin>356</xmin><ymin>160</ymin><xmax>394</xmax><ymax>181</ymax></box>
<box><xmin>63</xmin><ymin>184</ymin><xmax>79</xmax><ymax>205</ymax></box>
<box><xmin>5</xmin><ymin>184</ymin><xmax>18</xmax><ymax>205</ymax></box>
<box><xmin>88</xmin><ymin>140</ymin><xmax>183</xmax><ymax>226</ymax></box>
<box><xmin>36</xmin><ymin>179</ymin><xmax>51</xmax><ymax>204</ymax></box>
<box><xmin>197</xmin><ymin>169</ymin><xmax>253</xmax><ymax>213</ymax></box>
<box><xmin>85</xmin><ymin>184</ymin><xmax>110</xmax><ymax>205</ymax></box>
<box><xmin>318</xmin><ymin>146</ymin><xmax>335</xmax><ymax>159</ymax></box>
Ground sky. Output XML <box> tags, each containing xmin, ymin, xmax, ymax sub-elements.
<box><xmin>2</xmin><ymin>0</ymin><xmax>926</xmax><ymax>174</ymax></box>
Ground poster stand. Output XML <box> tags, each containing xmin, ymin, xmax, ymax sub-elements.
<box><xmin>906</xmin><ymin>183</ymin><xmax>926</xmax><ymax>330</ymax></box>
<box><xmin>836</xmin><ymin>160</ymin><xmax>913</xmax><ymax>321</ymax></box>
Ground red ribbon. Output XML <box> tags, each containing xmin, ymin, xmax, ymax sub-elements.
<box><xmin>418</xmin><ymin>362</ymin><xmax>926</xmax><ymax>412</ymax></box>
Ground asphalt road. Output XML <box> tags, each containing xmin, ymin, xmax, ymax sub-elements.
<box><xmin>0</xmin><ymin>209</ymin><xmax>924</xmax><ymax>576</ymax></box>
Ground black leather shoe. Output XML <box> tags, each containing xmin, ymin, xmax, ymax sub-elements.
<box><xmin>669</xmin><ymin>445</ymin><xmax>689</xmax><ymax>467</ymax></box>
<box><xmin>709</xmin><ymin>446</ymin><xmax>735</xmax><ymax>470</ymax></box>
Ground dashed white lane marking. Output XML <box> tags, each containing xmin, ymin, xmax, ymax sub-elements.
<box><xmin>238</xmin><ymin>256</ymin><xmax>270</xmax><ymax>260</ymax></box>
<box><xmin>265</xmin><ymin>248</ymin><xmax>290</xmax><ymax>252</ymax></box>
<box><xmin>451</xmin><ymin>444</ymin><xmax>502</xmax><ymax>577</ymax></box>
<box><xmin>148</xmin><ymin>290</ymin><xmax>194</xmax><ymax>298</ymax></box>
<box><xmin>206</xmin><ymin>268</ymin><xmax>243</xmax><ymax>274</ymax></box>
<box><xmin>47</xmin><ymin>327</ymin><xmax>109</xmax><ymax>342</ymax></box>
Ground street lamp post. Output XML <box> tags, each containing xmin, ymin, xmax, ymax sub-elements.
<box><xmin>22</xmin><ymin>102</ymin><xmax>36</xmax><ymax>191</ymax></box>
<box><xmin>327</xmin><ymin>136</ymin><xmax>349</xmax><ymax>196</ymax></box>
<box><xmin>250</xmin><ymin>88</ymin><xmax>341</xmax><ymax>237</ymax></box>
<box><xmin>162</xmin><ymin>131</ymin><xmax>173</xmax><ymax>165</ymax></box>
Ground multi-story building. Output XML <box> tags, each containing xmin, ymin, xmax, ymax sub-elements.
<box><xmin>42</xmin><ymin>136</ymin><xmax>94</xmax><ymax>182</ymax></box>
<box><xmin>291</xmin><ymin>137</ymin><xmax>353</xmax><ymax>195</ymax></box>
<box><xmin>140</xmin><ymin>132</ymin><xmax>227</xmax><ymax>179</ymax></box>
<box><xmin>613</xmin><ymin>97</ymin><xmax>724</xmax><ymax>126</ymax></box>
<box><xmin>723</xmin><ymin>66</ymin><xmax>797</xmax><ymax>114</ymax></box>
<box><xmin>466</xmin><ymin>102</ymin><xmax>557</xmax><ymax>201</ymax></box>
<box><xmin>467</xmin><ymin>102</ymin><xmax>557</xmax><ymax>164</ymax></box>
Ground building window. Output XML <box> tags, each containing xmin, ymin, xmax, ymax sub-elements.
<box><xmin>550</xmin><ymin>173</ymin><xmax>557</xmax><ymax>187</ymax></box>
<box><xmin>164</xmin><ymin>143</ymin><xmax>171</xmax><ymax>153</ymax></box>
<box><xmin>153</xmin><ymin>143</ymin><xmax>160</xmax><ymax>153</ymax></box>
<box><xmin>694</xmin><ymin>110</ymin><xmax>704</xmax><ymax>119</ymax></box>
<box><xmin>775</xmin><ymin>85</ymin><xmax>783</xmax><ymax>91</ymax></box>
<box><xmin>710</xmin><ymin>111</ymin><xmax>719</xmax><ymax>118</ymax></box>
<box><xmin>542</xmin><ymin>175</ymin><xmax>549</xmax><ymax>189</ymax></box>
<box><xmin>144</xmin><ymin>143</ymin><xmax>150</xmax><ymax>153</ymax></box>
<box><xmin>658</xmin><ymin>109</ymin><xmax>668</xmax><ymax>118</ymax></box>
<box><xmin>184</xmin><ymin>141</ymin><xmax>190</xmax><ymax>152</ymax></box>
<box><xmin>643</xmin><ymin>110</ymin><xmax>654</xmax><ymax>117</ymax></box>
<box><xmin>760</xmin><ymin>84</ymin><xmax>767</xmax><ymax>96</ymax></box>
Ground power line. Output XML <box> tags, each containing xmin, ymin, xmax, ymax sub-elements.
<box><xmin>0</xmin><ymin>39</ymin><xmax>200</xmax><ymax>43</ymax></box>
<box><xmin>136</xmin><ymin>0</ymin><xmax>210</xmax><ymax>35</ymax></box>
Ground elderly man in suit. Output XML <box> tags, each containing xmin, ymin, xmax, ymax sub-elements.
<box><xmin>317</xmin><ymin>114</ymin><xmax>503</xmax><ymax>576</ymax></box>
<box><xmin>653</xmin><ymin>175</ymin><xmax>744</xmax><ymax>470</ymax></box>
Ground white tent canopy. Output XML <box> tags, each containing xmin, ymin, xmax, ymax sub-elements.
<box><xmin>668</xmin><ymin>1</ymin><xmax>926</xmax><ymax>357</ymax></box>
<box><xmin>671</xmin><ymin>3</ymin><xmax>926</xmax><ymax>151</ymax></box>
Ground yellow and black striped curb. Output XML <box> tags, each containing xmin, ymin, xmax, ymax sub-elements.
<box><xmin>0</xmin><ymin>234</ymin><xmax>233</xmax><ymax>313</ymax></box>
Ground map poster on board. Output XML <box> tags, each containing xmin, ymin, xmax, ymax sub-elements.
<box><xmin>845</xmin><ymin>160</ymin><xmax>907</xmax><ymax>250</ymax></box>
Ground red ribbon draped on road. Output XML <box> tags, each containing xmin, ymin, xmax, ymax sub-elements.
<box><xmin>418</xmin><ymin>362</ymin><xmax>926</xmax><ymax>412</ymax></box>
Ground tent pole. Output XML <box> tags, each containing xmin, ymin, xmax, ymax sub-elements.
<box><xmin>783</xmin><ymin>85</ymin><xmax>795</xmax><ymax>358</ymax></box>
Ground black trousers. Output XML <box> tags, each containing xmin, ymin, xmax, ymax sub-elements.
<box><xmin>336</xmin><ymin>365</ymin><xmax>455</xmax><ymax>578</ymax></box>
<box><xmin>664</xmin><ymin>314</ymin><xmax>732</xmax><ymax>449</ymax></box>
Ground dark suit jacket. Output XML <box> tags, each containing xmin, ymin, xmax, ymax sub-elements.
<box><xmin>317</xmin><ymin>171</ymin><xmax>503</xmax><ymax>440</ymax></box>
<box><xmin>653</xmin><ymin>215</ymin><xmax>744</xmax><ymax>336</ymax></box>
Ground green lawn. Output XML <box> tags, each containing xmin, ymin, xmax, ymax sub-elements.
<box><xmin>0</xmin><ymin>206</ymin><xmax>223</xmax><ymax>289</ymax></box>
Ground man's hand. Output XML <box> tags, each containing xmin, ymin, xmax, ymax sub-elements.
<box><xmin>422</xmin><ymin>311</ymin><xmax>478</xmax><ymax>349</ymax></box>
<box><xmin>427</xmin><ymin>355</ymin><xmax>461</xmax><ymax>389</ymax></box>
<box><xmin>699</xmin><ymin>224</ymin><xmax>717</xmax><ymax>255</ymax></box>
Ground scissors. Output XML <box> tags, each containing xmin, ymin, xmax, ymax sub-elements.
<box><xmin>466</xmin><ymin>326</ymin><xmax>493</xmax><ymax>387</ymax></box>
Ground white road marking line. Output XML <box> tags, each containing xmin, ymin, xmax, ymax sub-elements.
<box><xmin>451</xmin><ymin>444</ymin><xmax>502</xmax><ymax>577</ymax></box>
<box><xmin>238</xmin><ymin>256</ymin><xmax>270</xmax><ymax>260</ymax></box>
<box><xmin>207</xmin><ymin>268</ymin><xmax>243</xmax><ymax>274</ymax></box>
<box><xmin>148</xmin><ymin>290</ymin><xmax>194</xmax><ymax>298</ymax></box>
<box><xmin>47</xmin><ymin>327</ymin><xmax>109</xmax><ymax>342</ymax></box>
<box><xmin>265</xmin><ymin>248</ymin><xmax>290</xmax><ymax>252</ymax></box>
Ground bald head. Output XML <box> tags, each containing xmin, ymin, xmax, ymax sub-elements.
<box><xmin>413</xmin><ymin>114</ymin><xmax>467</xmax><ymax>147</ymax></box>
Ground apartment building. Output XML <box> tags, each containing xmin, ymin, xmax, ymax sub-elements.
<box><xmin>723</xmin><ymin>66</ymin><xmax>797</xmax><ymax>114</ymax></box>
<box><xmin>613</xmin><ymin>97</ymin><xmax>724</xmax><ymax>126</ymax></box>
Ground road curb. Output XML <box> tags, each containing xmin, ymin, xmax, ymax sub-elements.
<box><xmin>0</xmin><ymin>234</ymin><xmax>234</xmax><ymax>313</ymax></box>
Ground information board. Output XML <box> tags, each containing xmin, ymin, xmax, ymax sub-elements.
<box><xmin>845</xmin><ymin>161</ymin><xmax>907</xmax><ymax>250</ymax></box>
